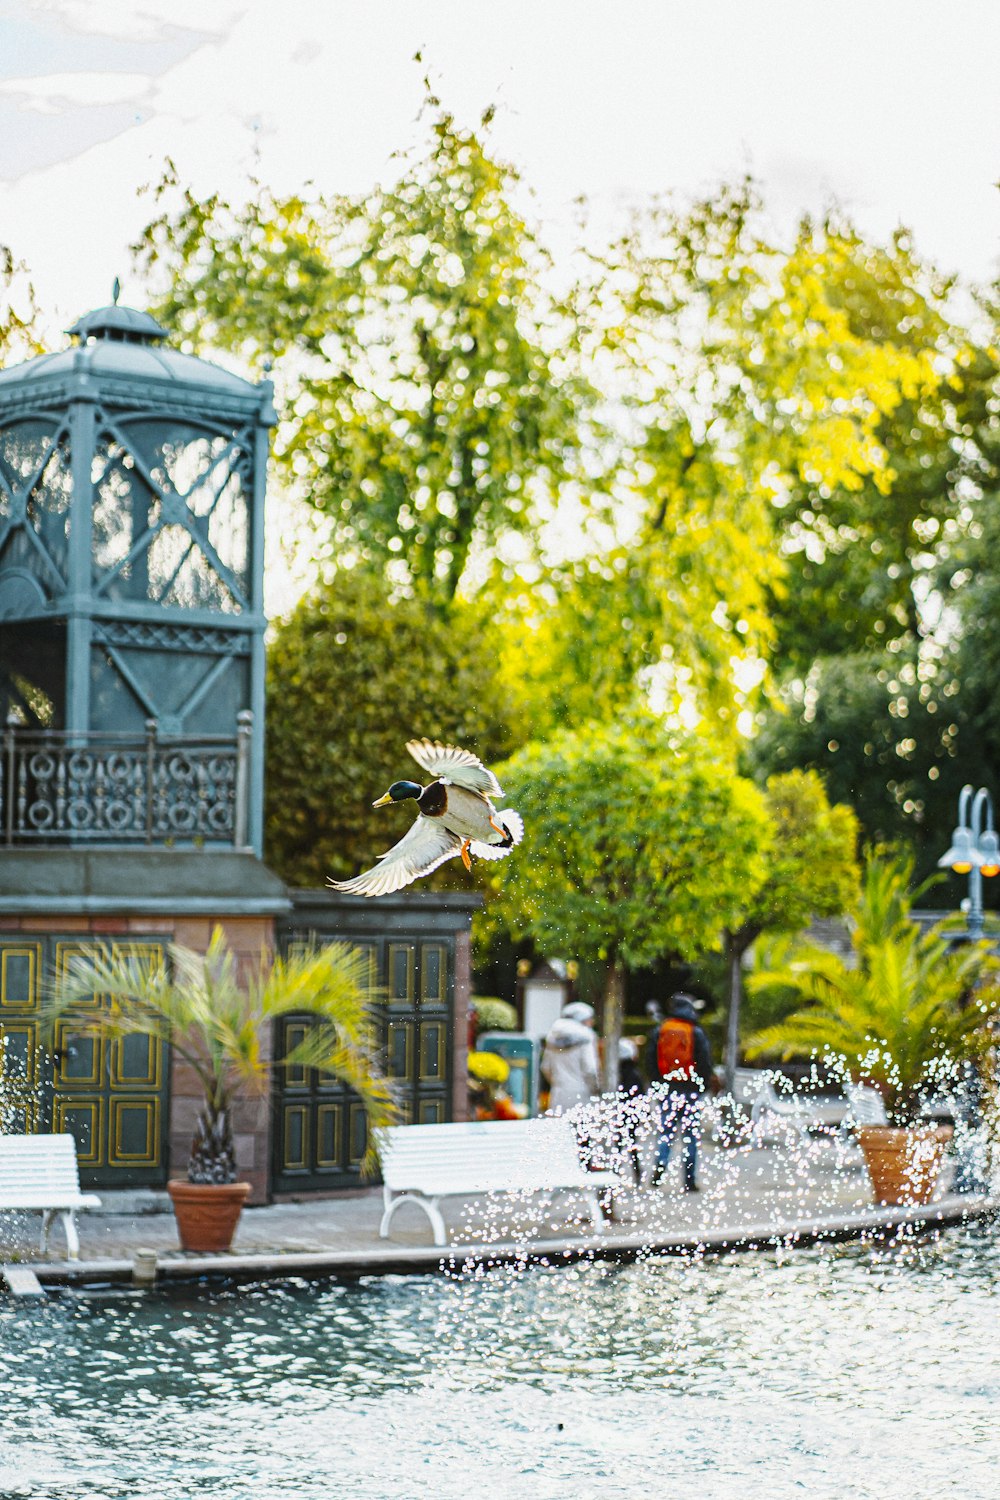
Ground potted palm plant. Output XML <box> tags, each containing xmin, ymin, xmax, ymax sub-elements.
<box><xmin>47</xmin><ymin>928</ymin><xmax>397</xmax><ymax>1251</ymax></box>
<box><xmin>746</xmin><ymin>852</ymin><xmax>996</xmax><ymax>1205</ymax></box>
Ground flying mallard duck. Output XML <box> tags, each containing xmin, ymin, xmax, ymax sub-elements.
<box><xmin>328</xmin><ymin>739</ymin><xmax>524</xmax><ymax>898</ymax></box>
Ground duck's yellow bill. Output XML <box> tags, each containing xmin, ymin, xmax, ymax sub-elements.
<box><xmin>372</xmin><ymin>792</ymin><xmax>393</xmax><ymax>808</ymax></box>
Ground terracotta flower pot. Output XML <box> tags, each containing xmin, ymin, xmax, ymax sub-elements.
<box><xmin>167</xmin><ymin>1179</ymin><xmax>251</xmax><ymax>1252</ymax></box>
<box><xmin>857</xmin><ymin>1124</ymin><xmax>953</xmax><ymax>1206</ymax></box>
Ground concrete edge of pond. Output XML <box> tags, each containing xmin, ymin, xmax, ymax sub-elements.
<box><xmin>13</xmin><ymin>1193</ymin><xmax>997</xmax><ymax>1291</ymax></box>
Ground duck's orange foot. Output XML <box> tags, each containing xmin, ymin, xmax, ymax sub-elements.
<box><xmin>488</xmin><ymin>813</ymin><xmax>514</xmax><ymax>849</ymax></box>
<box><xmin>460</xmin><ymin>839</ymin><xmax>473</xmax><ymax>872</ymax></box>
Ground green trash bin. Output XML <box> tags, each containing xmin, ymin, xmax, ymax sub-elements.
<box><xmin>476</xmin><ymin>1032</ymin><xmax>540</xmax><ymax>1118</ymax></box>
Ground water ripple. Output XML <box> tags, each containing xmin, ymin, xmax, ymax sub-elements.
<box><xmin>0</xmin><ymin>1223</ymin><xmax>996</xmax><ymax>1498</ymax></box>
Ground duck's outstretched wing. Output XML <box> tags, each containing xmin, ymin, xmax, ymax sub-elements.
<box><xmin>328</xmin><ymin>817</ymin><xmax>462</xmax><ymax>898</ymax></box>
<box><xmin>406</xmin><ymin>738</ymin><xmax>503</xmax><ymax>797</ymax></box>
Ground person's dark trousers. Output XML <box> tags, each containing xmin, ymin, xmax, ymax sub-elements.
<box><xmin>655</xmin><ymin>1089</ymin><xmax>701</xmax><ymax>1190</ymax></box>
<box><xmin>613</xmin><ymin>1117</ymin><xmax>643</xmax><ymax>1184</ymax></box>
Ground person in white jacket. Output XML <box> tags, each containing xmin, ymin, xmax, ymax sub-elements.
<box><xmin>541</xmin><ymin>1002</ymin><xmax>601</xmax><ymax>1114</ymax></box>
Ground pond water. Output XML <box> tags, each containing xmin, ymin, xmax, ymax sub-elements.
<box><xmin>0</xmin><ymin>1222</ymin><xmax>996</xmax><ymax>1500</ymax></box>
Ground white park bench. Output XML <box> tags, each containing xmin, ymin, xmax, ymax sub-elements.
<box><xmin>732</xmin><ymin>1068</ymin><xmax>850</xmax><ymax>1142</ymax></box>
<box><xmin>0</xmin><ymin>1133</ymin><xmax>101</xmax><ymax>1260</ymax></box>
<box><xmin>376</xmin><ymin>1117</ymin><xmax>622</xmax><ymax>1247</ymax></box>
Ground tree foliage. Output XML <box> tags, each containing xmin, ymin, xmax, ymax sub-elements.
<box><xmin>264</xmin><ymin>568</ymin><xmax>515</xmax><ymax>885</ymax></box>
<box><xmin>720</xmin><ymin>770</ymin><xmax>859</xmax><ymax>1080</ymax></box>
<box><xmin>748</xmin><ymin>649</ymin><xmax>972</xmax><ymax>884</ymax></box>
<box><xmin>133</xmin><ymin>108</ymin><xmax>588</xmax><ymax>608</ymax></box>
<box><xmin>496</xmin><ymin>193</ymin><xmax>963</xmax><ymax>740</ymax></box>
<box><xmin>735</xmin><ymin>770</ymin><xmax>859</xmax><ymax>943</ymax></box>
<box><xmin>932</xmin><ymin>388</ymin><xmax>1000</xmax><ymax>827</ymax></box>
<box><xmin>749</xmin><ymin>277</ymin><xmax>1000</xmax><ymax>882</ymax></box>
<box><xmin>761</xmin><ymin>226</ymin><xmax>981</xmax><ymax>671</ymax></box>
<box><xmin>0</xmin><ymin>245</ymin><xmax>42</xmax><ymax>366</ymax></box>
<box><xmin>131</xmin><ymin>108</ymin><xmax>1000</xmax><ymax>890</ymax></box>
<box><xmin>486</xmin><ymin>724</ymin><xmax>772</xmax><ymax>1083</ymax></box>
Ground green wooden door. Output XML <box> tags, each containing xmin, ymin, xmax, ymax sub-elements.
<box><xmin>384</xmin><ymin>939</ymin><xmax>451</xmax><ymax>1125</ymax></box>
<box><xmin>0</xmin><ymin>936</ymin><xmax>170</xmax><ymax>1187</ymax></box>
<box><xmin>272</xmin><ymin>936</ymin><xmax>453</xmax><ymax>1193</ymax></box>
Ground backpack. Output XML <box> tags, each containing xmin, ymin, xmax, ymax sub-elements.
<box><xmin>655</xmin><ymin>1018</ymin><xmax>696</xmax><ymax>1080</ymax></box>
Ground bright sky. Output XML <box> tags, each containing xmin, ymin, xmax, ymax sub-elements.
<box><xmin>2</xmin><ymin>0</ymin><xmax>998</xmax><ymax>331</ymax></box>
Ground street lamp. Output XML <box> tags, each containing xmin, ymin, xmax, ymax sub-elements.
<box><xmin>938</xmin><ymin>785</ymin><xmax>1000</xmax><ymax>940</ymax></box>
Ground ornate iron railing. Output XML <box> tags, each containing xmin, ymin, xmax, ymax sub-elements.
<box><xmin>1</xmin><ymin>712</ymin><xmax>253</xmax><ymax>848</ymax></box>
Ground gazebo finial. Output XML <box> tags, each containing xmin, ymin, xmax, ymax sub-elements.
<box><xmin>112</xmin><ymin>276</ymin><xmax>121</xmax><ymax>305</ymax></box>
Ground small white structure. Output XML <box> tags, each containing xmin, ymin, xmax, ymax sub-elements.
<box><xmin>519</xmin><ymin>958</ymin><xmax>572</xmax><ymax>1038</ymax></box>
<box><xmin>843</xmin><ymin>1083</ymin><xmax>889</xmax><ymax>1127</ymax></box>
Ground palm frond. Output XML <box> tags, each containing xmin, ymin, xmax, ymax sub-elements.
<box><xmin>746</xmin><ymin>851</ymin><xmax>999</xmax><ymax>1120</ymax></box>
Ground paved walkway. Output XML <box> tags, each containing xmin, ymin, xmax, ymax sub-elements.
<box><xmin>3</xmin><ymin>1133</ymin><xmax>994</xmax><ymax>1287</ymax></box>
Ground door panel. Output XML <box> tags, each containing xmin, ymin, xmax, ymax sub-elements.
<box><xmin>272</xmin><ymin>936</ymin><xmax>454</xmax><ymax>1192</ymax></box>
<box><xmin>0</xmin><ymin>935</ymin><xmax>170</xmax><ymax>1187</ymax></box>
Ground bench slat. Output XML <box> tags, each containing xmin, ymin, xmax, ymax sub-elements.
<box><xmin>380</xmin><ymin>1126</ymin><xmax>585</xmax><ymax>1188</ymax></box>
<box><xmin>399</xmin><ymin>1172</ymin><xmax>617</xmax><ymax>1195</ymax></box>
<box><xmin>0</xmin><ymin>1194</ymin><xmax>102</xmax><ymax>1209</ymax></box>
<box><xmin>382</xmin><ymin>1148</ymin><xmax>582</xmax><ymax>1172</ymax></box>
<box><xmin>0</xmin><ymin>1165</ymin><xmax>84</xmax><ymax>1181</ymax></box>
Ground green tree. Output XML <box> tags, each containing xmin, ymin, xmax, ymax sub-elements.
<box><xmin>746</xmin><ymin>851</ymin><xmax>995</xmax><ymax>1122</ymax></box>
<box><xmin>748</xmin><ymin>260</ymin><xmax>998</xmax><ymax>877</ymax></box>
<box><xmin>721</xmin><ymin>770</ymin><xmax>859</xmax><ymax>1087</ymax></box>
<box><xmin>930</xmin><ymin>357</ymin><xmax>1000</xmax><ymax>866</ymax></box>
<box><xmin>133</xmin><ymin>131</ymin><xmax>988</xmax><ymax>759</ymax></box>
<box><xmin>748</xmin><ymin>648</ymin><xmax>972</xmax><ymax>886</ymax></box>
<box><xmin>265</xmin><ymin>568</ymin><xmax>515</xmax><ymax>886</ymax></box>
<box><xmin>133</xmin><ymin>103</ymin><xmax>589</xmax><ymax>608</ymax></box>
<box><xmin>762</xmin><ymin>224</ymin><xmax>983</xmax><ymax>672</ymax></box>
<box><xmin>501</xmin><ymin>194</ymin><xmax>958</xmax><ymax>741</ymax></box>
<box><xmin>488</xmin><ymin>724</ymin><xmax>772</xmax><ymax>1087</ymax></box>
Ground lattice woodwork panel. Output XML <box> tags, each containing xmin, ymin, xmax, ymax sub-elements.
<box><xmin>0</xmin><ymin>418</ymin><xmax>72</xmax><ymax>596</ymax></box>
<box><xmin>91</xmin><ymin>413</ymin><xmax>251</xmax><ymax>613</ymax></box>
<box><xmin>92</xmin><ymin>621</ymin><xmax>248</xmax><ymax>656</ymax></box>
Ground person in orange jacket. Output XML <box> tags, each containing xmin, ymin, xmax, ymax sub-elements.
<box><xmin>645</xmin><ymin>992</ymin><xmax>713</xmax><ymax>1192</ymax></box>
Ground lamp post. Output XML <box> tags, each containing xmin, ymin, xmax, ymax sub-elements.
<box><xmin>937</xmin><ymin>785</ymin><xmax>1000</xmax><ymax>940</ymax></box>
<box><xmin>936</xmin><ymin>785</ymin><xmax>996</xmax><ymax>1196</ymax></box>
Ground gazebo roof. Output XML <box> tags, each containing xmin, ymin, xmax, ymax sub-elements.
<box><xmin>67</xmin><ymin>304</ymin><xmax>169</xmax><ymax>343</ymax></box>
<box><xmin>0</xmin><ymin>297</ymin><xmax>261</xmax><ymax>401</ymax></box>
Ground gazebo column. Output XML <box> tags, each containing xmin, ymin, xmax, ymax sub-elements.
<box><xmin>64</xmin><ymin>380</ymin><xmax>95</xmax><ymax>735</ymax></box>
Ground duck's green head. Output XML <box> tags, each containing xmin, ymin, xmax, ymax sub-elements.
<box><xmin>372</xmin><ymin>780</ymin><xmax>423</xmax><ymax>808</ymax></box>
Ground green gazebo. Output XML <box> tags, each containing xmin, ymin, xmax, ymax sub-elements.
<box><xmin>0</xmin><ymin>296</ymin><xmax>475</xmax><ymax>1199</ymax></box>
